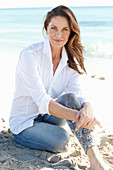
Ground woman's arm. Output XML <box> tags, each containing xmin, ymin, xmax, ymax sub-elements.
<box><xmin>49</xmin><ymin>99</ymin><xmax>78</xmax><ymax>120</ymax></box>
<box><xmin>19</xmin><ymin>50</ymin><xmax>51</xmax><ymax>114</ymax></box>
<box><xmin>49</xmin><ymin>100</ymin><xmax>102</xmax><ymax>131</ymax></box>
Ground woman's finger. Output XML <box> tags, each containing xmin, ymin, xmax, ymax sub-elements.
<box><xmin>95</xmin><ymin>118</ymin><xmax>103</xmax><ymax>128</ymax></box>
<box><xmin>84</xmin><ymin>118</ymin><xmax>95</xmax><ymax>128</ymax></box>
<box><xmin>85</xmin><ymin>121</ymin><xmax>95</xmax><ymax>129</ymax></box>
<box><xmin>72</xmin><ymin>111</ymin><xmax>80</xmax><ymax>123</ymax></box>
<box><xmin>75</xmin><ymin>114</ymin><xmax>84</xmax><ymax>131</ymax></box>
<box><xmin>82</xmin><ymin>118</ymin><xmax>91</xmax><ymax>126</ymax></box>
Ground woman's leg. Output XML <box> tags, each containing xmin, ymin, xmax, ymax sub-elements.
<box><xmin>12</xmin><ymin>114</ymin><xmax>69</xmax><ymax>153</ymax></box>
<box><xmin>56</xmin><ymin>93</ymin><xmax>97</xmax><ymax>152</ymax></box>
<box><xmin>87</xmin><ymin>146</ymin><xmax>113</xmax><ymax>170</ymax></box>
<box><xmin>57</xmin><ymin>93</ymin><xmax>112</xmax><ymax>170</ymax></box>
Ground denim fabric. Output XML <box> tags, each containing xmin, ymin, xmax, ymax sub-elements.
<box><xmin>12</xmin><ymin>93</ymin><xmax>97</xmax><ymax>153</ymax></box>
<box><xmin>56</xmin><ymin>93</ymin><xmax>97</xmax><ymax>152</ymax></box>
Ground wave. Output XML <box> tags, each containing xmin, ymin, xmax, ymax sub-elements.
<box><xmin>79</xmin><ymin>21</ymin><xmax>113</xmax><ymax>27</ymax></box>
<box><xmin>85</xmin><ymin>40</ymin><xmax>113</xmax><ymax>59</ymax></box>
<box><xmin>0</xmin><ymin>27</ymin><xmax>42</xmax><ymax>34</ymax></box>
<box><xmin>0</xmin><ymin>39</ymin><xmax>113</xmax><ymax>59</ymax></box>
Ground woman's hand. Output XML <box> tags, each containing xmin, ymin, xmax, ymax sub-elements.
<box><xmin>72</xmin><ymin>102</ymin><xmax>102</xmax><ymax>131</ymax></box>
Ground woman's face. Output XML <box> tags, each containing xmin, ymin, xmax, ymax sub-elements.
<box><xmin>47</xmin><ymin>16</ymin><xmax>71</xmax><ymax>49</ymax></box>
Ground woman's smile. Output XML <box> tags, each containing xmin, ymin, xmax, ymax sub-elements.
<box><xmin>53</xmin><ymin>39</ymin><xmax>63</xmax><ymax>43</ymax></box>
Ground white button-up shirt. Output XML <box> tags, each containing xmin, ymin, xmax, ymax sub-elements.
<box><xmin>9</xmin><ymin>36</ymin><xmax>87</xmax><ymax>134</ymax></box>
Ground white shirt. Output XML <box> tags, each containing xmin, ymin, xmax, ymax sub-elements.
<box><xmin>9</xmin><ymin>36</ymin><xmax>87</xmax><ymax>134</ymax></box>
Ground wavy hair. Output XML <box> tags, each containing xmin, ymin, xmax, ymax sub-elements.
<box><xmin>43</xmin><ymin>5</ymin><xmax>86</xmax><ymax>74</ymax></box>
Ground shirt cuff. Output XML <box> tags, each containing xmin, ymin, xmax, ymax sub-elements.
<box><xmin>39</xmin><ymin>94</ymin><xmax>52</xmax><ymax>114</ymax></box>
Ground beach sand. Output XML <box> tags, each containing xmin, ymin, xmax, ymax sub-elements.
<box><xmin>0</xmin><ymin>109</ymin><xmax>113</xmax><ymax>170</ymax></box>
<box><xmin>0</xmin><ymin>52</ymin><xmax>113</xmax><ymax>169</ymax></box>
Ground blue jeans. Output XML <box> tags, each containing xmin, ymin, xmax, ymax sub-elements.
<box><xmin>12</xmin><ymin>93</ymin><xmax>97</xmax><ymax>153</ymax></box>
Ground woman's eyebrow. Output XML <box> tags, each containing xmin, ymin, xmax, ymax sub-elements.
<box><xmin>50</xmin><ymin>24</ymin><xmax>69</xmax><ymax>28</ymax></box>
<box><xmin>63</xmin><ymin>26</ymin><xmax>70</xmax><ymax>28</ymax></box>
<box><xmin>50</xmin><ymin>24</ymin><xmax>57</xmax><ymax>27</ymax></box>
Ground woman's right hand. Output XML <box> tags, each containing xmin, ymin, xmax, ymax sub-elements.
<box><xmin>72</xmin><ymin>104</ymin><xmax>103</xmax><ymax>131</ymax></box>
<box><xmin>81</xmin><ymin>117</ymin><xmax>102</xmax><ymax>131</ymax></box>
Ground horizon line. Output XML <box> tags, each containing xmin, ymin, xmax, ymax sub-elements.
<box><xmin>0</xmin><ymin>5</ymin><xmax>113</xmax><ymax>9</ymax></box>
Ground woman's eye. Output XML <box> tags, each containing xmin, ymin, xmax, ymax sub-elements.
<box><xmin>63</xmin><ymin>28</ymin><xmax>68</xmax><ymax>31</ymax></box>
<box><xmin>51</xmin><ymin>27</ymin><xmax>56</xmax><ymax>30</ymax></box>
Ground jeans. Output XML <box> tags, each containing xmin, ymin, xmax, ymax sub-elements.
<box><xmin>12</xmin><ymin>93</ymin><xmax>97</xmax><ymax>153</ymax></box>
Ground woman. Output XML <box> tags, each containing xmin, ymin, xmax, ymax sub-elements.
<box><xmin>9</xmin><ymin>5</ymin><xmax>112</xmax><ymax>170</ymax></box>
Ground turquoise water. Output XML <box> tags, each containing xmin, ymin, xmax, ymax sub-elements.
<box><xmin>0</xmin><ymin>6</ymin><xmax>113</xmax><ymax>76</ymax></box>
<box><xmin>0</xmin><ymin>6</ymin><xmax>113</xmax><ymax>55</ymax></box>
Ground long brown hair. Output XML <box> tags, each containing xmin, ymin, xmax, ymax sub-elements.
<box><xmin>43</xmin><ymin>5</ymin><xmax>86</xmax><ymax>74</ymax></box>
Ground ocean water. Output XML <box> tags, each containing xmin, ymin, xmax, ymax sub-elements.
<box><xmin>0</xmin><ymin>6</ymin><xmax>113</xmax><ymax>78</ymax></box>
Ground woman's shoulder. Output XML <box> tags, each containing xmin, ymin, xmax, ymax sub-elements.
<box><xmin>22</xmin><ymin>41</ymin><xmax>44</xmax><ymax>55</ymax></box>
<box><xmin>18</xmin><ymin>41</ymin><xmax>45</xmax><ymax>65</ymax></box>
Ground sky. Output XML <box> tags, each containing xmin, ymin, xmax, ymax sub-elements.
<box><xmin>0</xmin><ymin>0</ymin><xmax>113</xmax><ymax>8</ymax></box>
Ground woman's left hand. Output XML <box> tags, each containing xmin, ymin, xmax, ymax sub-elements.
<box><xmin>72</xmin><ymin>102</ymin><xmax>102</xmax><ymax>131</ymax></box>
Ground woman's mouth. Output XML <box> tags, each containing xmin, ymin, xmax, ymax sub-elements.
<box><xmin>54</xmin><ymin>39</ymin><xmax>63</xmax><ymax>43</ymax></box>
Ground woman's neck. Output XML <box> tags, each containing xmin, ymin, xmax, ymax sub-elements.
<box><xmin>50</xmin><ymin>45</ymin><xmax>62</xmax><ymax>75</ymax></box>
<box><xmin>50</xmin><ymin>45</ymin><xmax>62</xmax><ymax>60</ymax></box>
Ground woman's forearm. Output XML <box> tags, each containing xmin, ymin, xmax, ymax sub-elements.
<box><xmin>49</xmin><ymin>99</ymin><xmax>78</xmax><ymax>120</ymax></box>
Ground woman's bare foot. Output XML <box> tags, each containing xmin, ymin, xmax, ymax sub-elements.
<box><xmin>87</xmin><ymin>146</ymin><xmax>113</xmax><ymax>170</ymax></box>
<box><xmin>89</xmin><ymin>161</ymin><xmax>112</xmax><ymax>170</ymax></box>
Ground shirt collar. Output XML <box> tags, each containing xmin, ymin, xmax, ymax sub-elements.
<box><xmin>42</xmin><ymin>36</ymin><xmax>68</xmax><ymax>66</ymax></box>
<box><xmin>42</xmin><ymin>35</ymin><xmax>52</xmax><ymax>59</ymax></box>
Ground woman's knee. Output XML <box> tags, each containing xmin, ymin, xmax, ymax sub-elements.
<box><xmin>56</xmin><ymin>93</ymin><xmax>81</xmax><ymax>110</ymax></box>
<box><xmin>52</xmin><ymin>128</ymin><xmax>70</xmax><ymax>153</ymax></box>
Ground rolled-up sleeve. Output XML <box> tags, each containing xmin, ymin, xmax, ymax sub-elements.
<box><xmin>65</xmin><ymin>72</ymin><xmax>87</xmax><ymax>106</ymax></box>
<box><xmin>18</xmin><ymin>50</ymin><xmax>52</xmax><ymax>114</ymax></box>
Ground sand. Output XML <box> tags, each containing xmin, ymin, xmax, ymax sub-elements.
<box><xmin>0</xmin><ymin>52</ymin><xmax>113</xmax><ymax>169</ymax></box>
<box><xmin>0</xmin><ymin>113</ymin><xmax>113</xmax><ymax>170</ymax></box>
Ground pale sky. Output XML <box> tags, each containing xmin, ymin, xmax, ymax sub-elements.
<box><xmin>0</xmin><ymin>0</ymin><xmax>113</xmax><ymax>8</ymax></box>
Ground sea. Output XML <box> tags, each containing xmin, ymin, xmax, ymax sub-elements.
<box><xmin>0</xmin><ymin>6</ymin><xmax>113</xmax><ymax>78</ymax></box>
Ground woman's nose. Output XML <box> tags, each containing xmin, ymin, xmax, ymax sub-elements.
<box><xmin>56</xmin><ymin>31</ymin><xmax>62</xmax><ymax>37</ymax></box>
